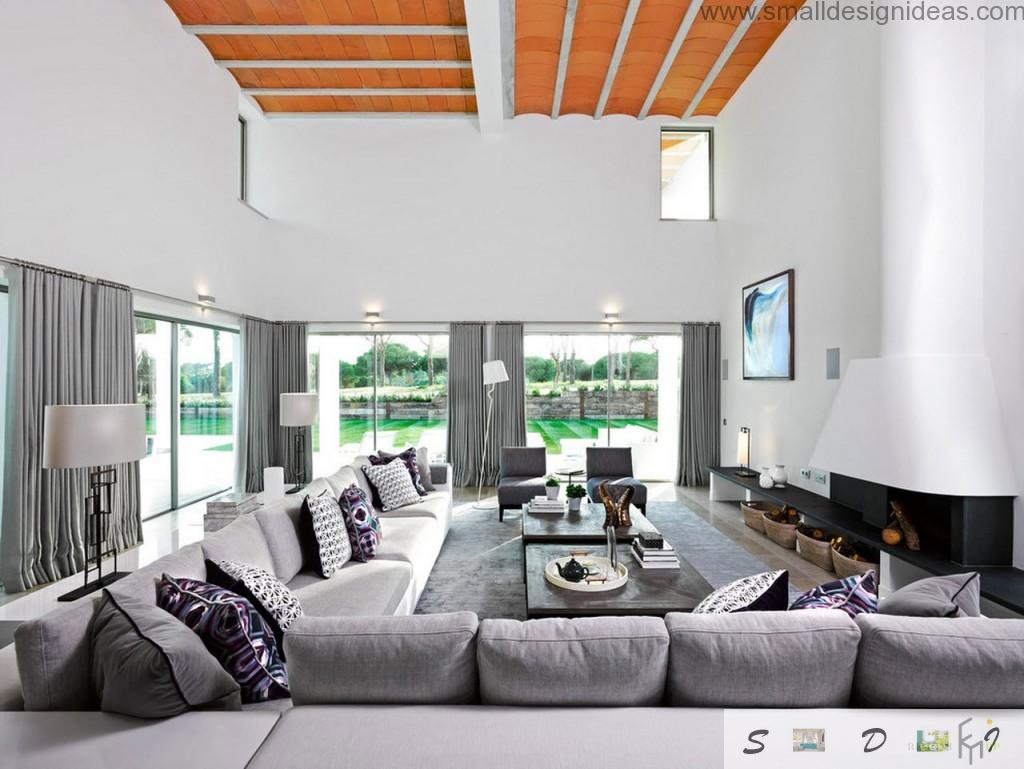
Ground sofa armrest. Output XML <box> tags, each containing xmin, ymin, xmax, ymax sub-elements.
<box><xmin>430</xmin><ymin>463</ymin><xmax>452</xmax><ymax>492</ymax></box>
<box><xmin>0</xmin><ymin>645</ymin><xmax>24</xmax><ymax>711</ymax></box>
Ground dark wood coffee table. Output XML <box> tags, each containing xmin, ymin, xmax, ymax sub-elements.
<box><xmin>521</xmin><ymin>502</ymin><xmax>661</xmax><ymax>544</ymax></box>
<box><xmin>524</xmin><ymin>544</ymin><xmax>713</xmax><ymax>618</ymax></box>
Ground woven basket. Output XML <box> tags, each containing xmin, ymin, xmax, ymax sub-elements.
<box><xmin>831</xmin><ymin>544</ymin><xmax>879</xmax><ymax>579</ymax></box>
<box><xmin>762</xmin><ymin>512</ymin><xmax>799</xmax><ymax>549</ymax></box>
<box><xmin>740</xmin><ymin>501</ymin><xmax>772</xmax><ymax>533</ymax></box>
<box><xmin>796</xmin><ymin>529</ymin><xmax>835</xmax><ymax>571</ymax></box>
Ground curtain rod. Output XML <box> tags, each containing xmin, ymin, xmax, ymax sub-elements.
<box><xmin>0</xmin><ymin>255</ymin><xmax>131</xmax><ymax>290</ymax></box>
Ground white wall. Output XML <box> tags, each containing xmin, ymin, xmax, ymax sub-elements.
<box><xmin>252</xmin><ymin>115</ymin><xmax>718</xmax><ymax>321</ymax></box>
<box><xmin>983</xmin><ymin>21</ymin><xmax>1024</xmax><ymax>565</ymax></box>
<box><xmin>714</xmin><ymin>20</ymin><xmax>882</xmax><ymax>488</ymax></box>
<box><xmin>0</xmin><ymin>0</ymin><xmax>277</xmax><ymax>318</ymax></box>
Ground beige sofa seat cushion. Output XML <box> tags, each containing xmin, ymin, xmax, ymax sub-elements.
<box><xmin>379</xmin><ymin>491</ymin><xmax>449</xmax><ymax>523</ymax></box>
<box><xmin>288</xmin><ymin>559</ymin><xmax>413</xmax><ymax>617</ymax></box>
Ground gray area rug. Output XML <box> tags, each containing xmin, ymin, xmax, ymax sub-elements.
<box><xmin>416</xmin><ymin>500</ymin><xmax>786</xmax><ymax>620</ymax></box>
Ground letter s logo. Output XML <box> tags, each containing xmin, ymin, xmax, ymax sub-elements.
<box><xmin>744</xmin><ymin>729</ymin><xmax>769</xmax><ymax>755</ymax></box>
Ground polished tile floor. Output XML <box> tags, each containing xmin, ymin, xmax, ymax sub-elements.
<box><xmin>0</xmin><ymin>483</ymin><xmax>831</xmax><ymax>621</ymax></box>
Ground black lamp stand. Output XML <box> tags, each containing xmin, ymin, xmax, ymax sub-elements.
<box><xmin>286</xmin><ymin>427</ymin><xmax>307</xmax><ymax>494</ymax></box>
<box><xmin>58</xmin><ymin>467</ymin><xmax>129</xmax><ymax>602</ymax></box>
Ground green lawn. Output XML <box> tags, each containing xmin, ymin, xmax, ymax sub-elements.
<box><xmin>527</xmin><ymin>418</ymin><xmax>657</xmax><ymax>454</ymax></box>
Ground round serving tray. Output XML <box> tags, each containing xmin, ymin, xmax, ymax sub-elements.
<box><xmin>544</xmin><ymin>555</ymin><xmax>629</xmax><ymax>592</ymax></box>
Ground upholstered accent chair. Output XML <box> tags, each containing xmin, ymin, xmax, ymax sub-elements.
<box><xmin>497</xmin><ymin>447</ymin><xmax>547</xmax><ymax>522</ymax></box>
<box><xmin>585</xmin><ymin>447</ymin><xmax>647</xmax><ymax>515</ymax></box>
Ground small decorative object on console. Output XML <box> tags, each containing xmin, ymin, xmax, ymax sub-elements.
<box><xmin>758</xmin><ymin>467</ymin><xmax>774</xmax><ymax>489</ymax></box>
<box><xmin>597</xmin><ymin>481</ymin><xmax>633</xmax><ymax>528</ymax></box>
<box><xmin>770</xmin><ymin>464</ymin><xmax>788</xmax><ymax>487</ymax></box>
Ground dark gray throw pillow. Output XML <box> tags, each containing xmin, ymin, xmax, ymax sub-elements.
<box><xmin>879</xmin><ymin>572</ymin><xmax>981</xmax><ymax>618</ymax></box>
<box><xmin>91</xmin><ymin>589</ymin><xmax>241</xmax><ymax>718</ymax></box>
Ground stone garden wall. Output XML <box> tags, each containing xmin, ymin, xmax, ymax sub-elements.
<box><xmin>339</xmin><ymin>391</ymin><xmax>657</xmax><ymax>421</ymax></box>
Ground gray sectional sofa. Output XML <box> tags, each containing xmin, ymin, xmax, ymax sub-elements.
<box><xmin>0</xmin><ymin>457</ymin><xmax>453</xmax><ymax>712</ymax></box>
<box><xmin>4</xmin><ymin>609</ymin><xmax>1024</xmax><ymax>768</ymax></box>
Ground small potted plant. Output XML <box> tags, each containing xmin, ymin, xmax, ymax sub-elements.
<box><xmin>565</xmin><ymin>483</ymin><xmax>586</xmax><ymax>512</ymax></box>
<box><xmin>545</xmin><ymin>475</ymin><xmax>560</xmax><ymax>501</ymax></box>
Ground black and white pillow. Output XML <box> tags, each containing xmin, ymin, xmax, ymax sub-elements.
<box><xmin>363</xmin><ymin>459</ymin><xmax>422</xmax><ymax>511</ymax></box>
<box><xmin>301</xmin><ymin>490</ymin><xmax>352</xmax><ymax>578</ymax></box>
<box><xmin>693</xmin><ymin>570</ymin><xmax>789</xmax><ymax>614</ymax></box>
<box><xmin>205</xmin><ymin>559</ymin><xmax>304</xmax><ymax>656</ymax></box>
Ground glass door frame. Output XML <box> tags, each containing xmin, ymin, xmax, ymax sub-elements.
<box><xmin>136</xmin><ymin>311</ymin><xmax>238</xmax><ymax>519</ymax></box>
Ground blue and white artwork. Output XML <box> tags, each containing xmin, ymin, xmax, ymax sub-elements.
<box><xmin>742</xmin><ymin>270</ymin><xmax>793</xmax><ymax>380</ymax></box>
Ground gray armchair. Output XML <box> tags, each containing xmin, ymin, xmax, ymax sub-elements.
<box><xmin>497</xmin><ymin>447</ymin><xmax>547</xmax><ymax>522</ymax></box>
<box><xmin>585</xmin><ymin>447</ymin><xmax>647</xmax><ymax>515</ymax></box>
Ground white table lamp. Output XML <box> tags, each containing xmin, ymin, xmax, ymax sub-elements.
<box><xmin>735</xmin><ymin>426</ymin><xmax>757</xmax><ymax>477</ymax></box>
<box><xmin>476</xmin><ymin>360</ymin><xmax>510</xmax><ymax>510</ymax></box>
<box><xmin>280</xmin><ymin>393</ymin><xmax>318</xmax><ymax>490</ymax></box>
<box><xmin>42</xmin><ymin>404</ymin><xmax>147</xmax><ymax>601</ymax></box>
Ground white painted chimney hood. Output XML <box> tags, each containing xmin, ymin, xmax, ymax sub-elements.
<box><xmin>809</xmin><ymin>355</ymin><xmax>1018</xmax><ymax>497</ymax></box>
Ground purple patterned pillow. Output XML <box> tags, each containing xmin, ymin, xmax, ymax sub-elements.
<box><xmin>338</xmin><ymin>484</ymin><xmax>382</xmax><ymax>562</ymax></box>
<box><xmin>370</xmin><ymin>447</ymin><xmax>427</xmax><ymax>496</ymax></box>
<box><xmin>157</xmin><ymin>575</ymin><xmax>289</xmax><ymax>703</ymax></box>
<box><xmin>789</xmin><ymin>571</ymin><xmax>878</xmax><ymax>618</ymax></box>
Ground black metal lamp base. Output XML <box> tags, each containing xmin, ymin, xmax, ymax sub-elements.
<box><xmin>58</xmin><ymin>571</ymin><xmax>130</xmax><ymax>603</ymax></box>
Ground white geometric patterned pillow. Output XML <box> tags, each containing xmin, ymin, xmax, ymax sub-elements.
<box><xmin>692</xmin><ymin>570</ymin><xmax>789</xmax><ymax>614</ymax></box>
<box><xmin>303</xmin><ymin>492</ymin><xmax>352</xmax><ymax>578</ymax></box>
<box><xmin>362</xmin><ymin>460</ymin><xmax>422</xmax><ymax>511</ymax></box>
<box><xmin>205</xmin><ymin>558</ymin><xmax>304</xmax><ymax>657</ymax></box>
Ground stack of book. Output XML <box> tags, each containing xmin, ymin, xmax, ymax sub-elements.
<box><xmin>528</xmin><ymin>496</ymin><xmax>566</xmax><ymax>514</ymax></box>
<box><xmin>205</xmin><ymin>492</ymin><xmax>259</xmax><ymax>532</ymax></box>
<box><xmin>630</xmin><ymin>536</ymin><xmax>680</xmax><ymax>569</ymax></box>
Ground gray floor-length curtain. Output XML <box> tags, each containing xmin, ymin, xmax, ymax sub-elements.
<box><xmin>93</xmin><ymin>283</ymin><xmax>142</xmax><ymax>553</ymax></box>
<box><xmin>446</xmin><ymin>323</ymin><xmax>485</xmax><ymax>487</ymax></box>
<box><xmin>1</xmin><ymin>266</ymin><xmax>139</xmax><ymax>593</ymax></box>
<box><xmin>238</xmin><ymin>318</ymin><xmax>310</xmax><ymax>493</ymax></box>
<box><xmin>678</xmin><ymin>323</ymin><xmax>721</xmax><ymax>487</ymax></box>
<box><xmin>484</xmin><ymin>323</ymin><xmax>526</xmax><ymax>485</ymax></box>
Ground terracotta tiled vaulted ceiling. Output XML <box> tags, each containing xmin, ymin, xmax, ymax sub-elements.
<box><xmin>514</xmin><ymin>0</ymin><xmax>806</xmax><ymax>118</ymax></box>
<box><xmin>163</xmin><ymin>0</ymin><xmax>477</xmax><ymax>116</ymax></box>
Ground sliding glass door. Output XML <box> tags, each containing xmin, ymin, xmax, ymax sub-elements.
<box><xmin>524</xmin><ymin>332</ymin><xmax>680</xmax><ymax>480</ymax></box>
<box><xmin>136</xmin><ymin>314</ymin><xmax>238</xmax><ymax>518</ymax></box>
<box><xmin>308</xmin><ymin>332</ymin><xmax>449</xmax><ymax>477</ymax></box>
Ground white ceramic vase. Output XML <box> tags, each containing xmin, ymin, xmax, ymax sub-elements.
<box><xmin>758</xmin><ymin>467</ymin><xmax>774</xmax><ymax>489</ymax></box>
<box><xmin>771</xmin><ymin>464</ymin><xmax>788</xmax><ymax>487</ymax></box>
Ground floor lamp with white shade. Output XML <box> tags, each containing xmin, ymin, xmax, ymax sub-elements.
<box><xmin>475</xmin><ymin>360</ymin><xmax>509</xmax><ymax>510</ymax></box>
<box><xmin>42</xmin><ymin>403</ymin><xmax>147</xmax><ymax>602</ymax></box>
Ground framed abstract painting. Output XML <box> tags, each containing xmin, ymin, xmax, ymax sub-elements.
<box><xmin>742</xmin><ymin>269</ymin><xmax>794</xmax><ymax>380</ymax></box>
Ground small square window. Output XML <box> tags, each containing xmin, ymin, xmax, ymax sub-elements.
<box><xmin>660</xmin><ymin>128</ymin><xmax>713</xmax><ymax>221</ymax></box>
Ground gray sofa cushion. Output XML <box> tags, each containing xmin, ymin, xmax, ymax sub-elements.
<box><xmin>285</xmin><ymin>612</ymin><xmax>478</xmax><ymax>705</ymax></box>
<box><xmin>477</xmin><ymin>617</ymin><xmax>668</xmax><ymax>706</ymax></box>
<box><xmin>255</xmin><ymin>496</ymin><xmax>305</xmax><ymax>583</ymax></box>
<box><xmin>15</xmin><ymin>544</ymin><xmax>207</xmax><ymax>712</ymax></box>
<box><xmin>586</xmin><ymin>447</ymin><xmax>633</xmax><ymax>478</ymax></box>
<box><xmin>246</xmin><ymin>706</ymin><xmax>724</xmax><ymax>769</ymax></box>
<box><xmin>91</xmin><ymin>591</ymin><xmax>241</xmax><ymax>718</ymax></box>
<box><xmin>499</xmin><ymin>447</ymin><xmax>546</xmax><ymax>478</ymax></box>
<box><xmin>288</xmin><ymin>559</ymin><xmax>414</xmax><ymax>617</ymax></box>
<box><xmin>201</xmin><ymin>514</ymin><xmax>276</xmax><ymax>576</ymax></box>
<box><xmin>378</xmin><ymin>491</ymin><xmax>450</xmax><ymax>522</ymax></box>
<box><xmin>879</xmin><ymin>572</ymin><xmax>981</xmax><ymax>618</ymax></box>
<box><xmin>665</xmin><ymin>610</ymin><xmax>860</xmax><ymax>707</ymax></box>
<box><xmin>854</xmin><ymin>614</ymin><xmax>1024</xmax><ymax>707</ymax></box>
